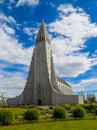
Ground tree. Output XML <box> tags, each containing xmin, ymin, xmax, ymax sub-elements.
<box><xmin>86</xmin><ymin>93</ymin><xmax>96</xmax><ymax>103</ymax></box>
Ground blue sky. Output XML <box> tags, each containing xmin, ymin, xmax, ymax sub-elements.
<box><xmin>0</xmin><ymin>0</ymin><xmax>97</xmax><ymax>98</ymax></box>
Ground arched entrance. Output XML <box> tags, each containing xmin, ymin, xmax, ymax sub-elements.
<box><xmin>37</xmin><ymin>85</ymin><xmax>42</xmax><ymax>105</ymax></box>
<box><xmin>38</xmin><ymin>99</ymin><xmax>41</xmax><ymax>105</ymax></box>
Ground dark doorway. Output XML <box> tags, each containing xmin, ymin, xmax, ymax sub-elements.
<box><xmin>38</xmin><ymin>99</ymin><xmax>41</xmax><ymax>105</ymax></box>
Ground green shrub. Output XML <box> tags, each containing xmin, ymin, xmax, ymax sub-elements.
<box><xmin>82</xmin><ymin>103</ymin><xmax>97</xmax><ymax>113</ymax></box>
<box><xmin>24</xmin><ymin>108</ymin><xmax>39</xmax><ymax>121</ymax></box>
<box><xmin>62</xmin><ymin>104</ymin><xmax>71</xmax><ymax>110</ymax></box>
<box><xmin>53</xmin><ymin>107</ymin><xmax>66</xmax><ymax>119</ymax></box>
<box><xmin>95</xmin><ymin>109</ymin><xmax>97</xmax><ymax>116</ymax></box>
<box><xmin>0</xmin><ymin>110</ymin><xmax>13</xmax><ymax>125</ymax></box>
<box><xmin>72</xmin><ymin>107</ymin><xmax>85</xmax><ymax>119</ymax></box>
<box><xmin>49</xmin><ymin>106</ymin><xmax>54</xmax><ymax>110</ymax></box>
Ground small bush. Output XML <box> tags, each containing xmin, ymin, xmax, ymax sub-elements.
<box><xmin>95</xmin><ymin>109</ymin><xmax>97</xmax><ymax>116</ymax></box>
<box><xmin>53</xmin><ymin>107</ymin><xmax>66</xmax><ymax>119</ymax></box>
<box><xmin>49</xmin><ymin>106</ymin><xmax>54</xmax><ymax>110</ymax></box>
<box><xmin>0</xmin><ymin>110</ymin><xmax>13</xmax><ymax>125</ymax></box>
<box><xmin>62</xmin><ymin>104</ymin><xmax>71</xmax><ymax>110</ymax></box>
<box><xmin>72</xmin><ymin>107</ymin><xmax>85</xmax><ymax>119</ymax></box>
<box><xmin>24</xmin><ymin>108</ymin><xmax>39</xmax><ymax>121</ymax></box>
<box><xmin>82</xmin><ymin>103</ymin><xmax>97</xmax><ymax>113</ymax></box>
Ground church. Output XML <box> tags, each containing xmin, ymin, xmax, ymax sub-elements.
<box><xmin>7</xmin><ymin>21</ymin><xmax>83</xmax><ymax>106</ymax></box>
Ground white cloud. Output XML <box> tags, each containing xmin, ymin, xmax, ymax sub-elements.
<box><xmin>0</xmin><ymin>24</ymin><xmax>33</xmax><ymax>65</ymax></box>
<box><xmin>53</xmin><ymin>53</ymin><xmax>92</xmax><ymax>77</ymax></box>
<box><xmin>23</xmin><ymin>27</ymin><xmax>38</xmax><ymax>36</ymax></box>
<box><xmin>0</xmin><ymin>70</ymin><xmax>26</xmax><ymax>98</ymax></box>
<box><xmin>72</xmin><ymin>78</ymin><xmax>97</xmax><ymax>93</ymax></box>
<box><xmin>9</xmin><ymin>0</ymin><xmax>15</xmax><ymax>3</ymax></box>
<box><xmin>92</xmin><ymin>50</ymin><xmax>97</xmax><ymax>58</ymax></box>
<box><xmin>0</xmin><ymin>13</ymin><xmax>16</xmax><ymax>24</ymax></box>
<box><xmin>49</xmin><ymin>4</ymin><xmax>97</xmax><ymax>77</ymax></box>
<box><xmin>0</xmin><ymin>14</ymin><xmax>33</xmax><ymax>65</ymax></box>
<box><xmin>0</xmin><ymin>0</ymin><xmax>4</xmax><ymax>3</ymax></box>
<box><xmin>50</xmin><ymin>5</ymin><xmax>97</xmax><ymax>46</ymax></box>
<box><xmin>16</xmin><ymin>0</ymin><xmax>39</xmax><ymax>7</ymax></box>
<box><xmin>1</xmin><ymin>23</ymin><xmax>15</xmax><ymax>35</ymax></box>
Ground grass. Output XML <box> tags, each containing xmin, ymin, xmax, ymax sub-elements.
<box><xmin>0</xmin><ymin>108</ymin><xmax>27</xmax><ymax>115</ymax></box>
<box><xmin>0</xmin><ymin>120</ymin><xmax>97</xmax><ymax>130</ymax></box>
<box><xmin>0</xmin><ymin>106</ymin><xmax>96</xmax><ymax>123</ymax></box>
<box><xmin>0</xmin><ymin>104</ymin><xmax>97</xmax><ymax>128</ymax></box>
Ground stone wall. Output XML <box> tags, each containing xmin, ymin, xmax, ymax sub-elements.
<box><xmin>7</xmin><ymin>94</ymin><xmax>23</xmax><ymax>106</ymax></box>
<box><xmin>52</xmin><ymin>89</ymin><xmax>83</xmax><ymax>105</ymax></box>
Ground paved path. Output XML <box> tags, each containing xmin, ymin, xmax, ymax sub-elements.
<box><xmin>38</xmin><ymin>106</ymin><xmax>50</xmax><ymax>109</ymax></box>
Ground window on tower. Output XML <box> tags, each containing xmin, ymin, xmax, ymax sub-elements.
<box><xmin>36</xmin><ymin>36</ymin><xmax>44</xmax><ymax>43</ymax></box>
<box><xmin>38</xmin><ymin>85</ymin><xmax>41</xmax><ymax>99</ymax></box>
<box><xmin>39</xmin><ymin>37</ymin><xmax>41</xmax><ymax>42</ymax></box>
<box><xmin>39</xmin><ymin>36</ymin><xmax>44</xmax><ymax>42</ymax></box>
<box><xmin>42</xmin><ymin>37</ymin><xmax>44</xmax><ymax>41</ymax></box>
<box><xmin>36</xmin><ymin>39</ymin><xmax>39</xmax><ymax>43</ymax></box>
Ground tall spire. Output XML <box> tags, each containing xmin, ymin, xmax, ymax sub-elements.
<box><xmin>42</xmin><ymin>18</ymin><xmax>44</xmax><ymax>23</ymax></box>
<box><xmin>36</xmin><ymin>20</ymin><xmax>50</xmax><ymax>43</ymax></box>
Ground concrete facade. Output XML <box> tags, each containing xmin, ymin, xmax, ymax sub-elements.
<box><xmin>7</xmin><ymin>21</ymin><xmax>83</xmax><ymax>106</ymax></box>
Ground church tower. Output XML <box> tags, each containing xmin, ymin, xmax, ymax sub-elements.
<box><xmin>7</xmin><ymin>21</ymin><xmax>83</xmax><ymax>106</ymax></box>
<box><xmin>23</xmin><ymin>21</ymin><xmax>53</xmax><ymax>105</ymax></box>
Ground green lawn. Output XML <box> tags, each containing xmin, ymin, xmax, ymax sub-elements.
<box><xmin>0</xmin><ymin>120</ymin><xmax>97</xmax><ymax>130</ymax></box>
<box><xmin>0</xmin><ymin>108</ymin><xmax>27</xmax><ymax>115</ymax></box>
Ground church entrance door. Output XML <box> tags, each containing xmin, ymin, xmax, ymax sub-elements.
<box><xmin>38</xmin><ymin>99</ymin><xmax>41</xmax><ymax>105</ymax></box>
